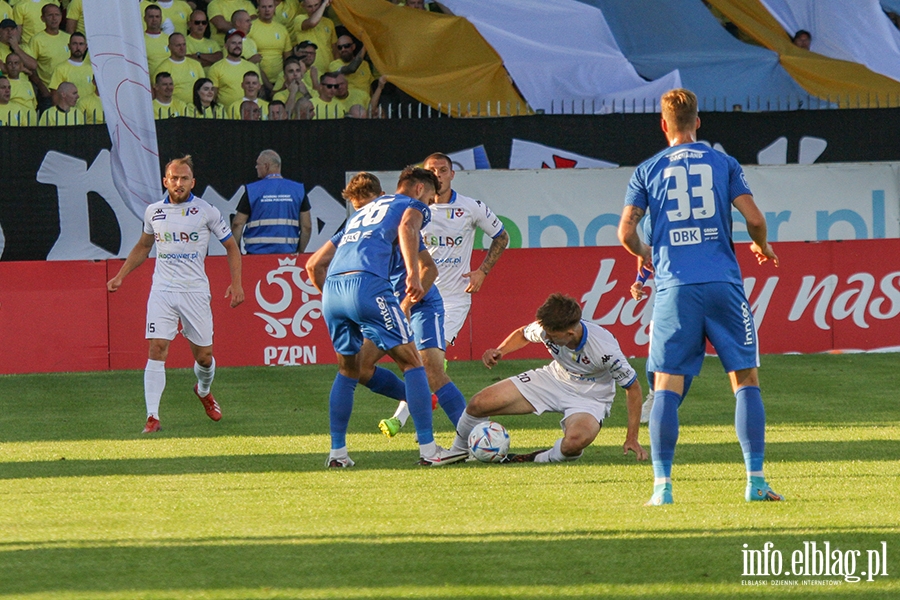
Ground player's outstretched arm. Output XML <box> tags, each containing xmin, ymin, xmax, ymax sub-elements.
<box><xmin>222</xmin><ymin>236</ymin><xmax>244</xmax><ymax>308</ymax></box>
<box><xmin>305</xmin><ymin>240</ymin><xmax>336</xmax><ymax>292</ymax></box>
<box><xmin>107</xmin><ymin>233</ymin><xmax>154</xmax><ymax>292</ymax></box>
<box><xmin>465</xmin><ymin>229</ymin><xmax>509</xmax><ymax>293</ymax></box>
<box><xmin>733</xmin><ymin>194</ymin><xmax>779</xmax><ymax>267</ymax></box>
<box><xmin>482</xmin><ymin>326</ymin><xmax>529</xmax><ymax>368</ymax></box>
<box><xmin>622</xmin><ymin>380</ymin><xmax>648</xmax><ymax>461</ymax></box>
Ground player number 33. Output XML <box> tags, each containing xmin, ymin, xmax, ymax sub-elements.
<box><xmin>664</xmin><ymin>164</ymin><xmax>715</xmax><ymax>222</ymax></box>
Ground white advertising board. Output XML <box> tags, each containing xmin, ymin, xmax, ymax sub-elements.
<box><xmin>366</xmin><ymin>162</ymin><xmax>900</xmax><ymax>248</ymax></box>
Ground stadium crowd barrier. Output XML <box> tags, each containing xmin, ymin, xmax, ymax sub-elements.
<box><xmin>1</xmin><ymin>240</ymin><xmax>898</xmax><ymax>375</ymax></box>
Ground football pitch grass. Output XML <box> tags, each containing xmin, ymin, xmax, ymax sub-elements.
<box><xmin>0</xmin><ymin>354</ymin><xmax>897</xmax><ymax>599</ymax></box>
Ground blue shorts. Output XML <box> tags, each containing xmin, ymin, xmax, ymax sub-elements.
<box><xmin>323</xmin><ymin>273</ymin><xmax>413</xmax><ymax>355</ymax></box>
<box><xmin>648</xmin><ymin>282</ymin><xmax>759</xmax><ymax>376</ymax></box>
<box><xmin>409</xmin><ymin>292</ymin><xmax>446</xmax><ymax>351</ymax></box>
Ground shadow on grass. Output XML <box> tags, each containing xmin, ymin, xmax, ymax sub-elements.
<box><xmin>2</xmin><ymin>438</ymin><xmax>899</xmax><ymax>480</ymax></box>
<box><xmin>0</xmin><ymin>532</ymin><xmax>895</xmax><ymax>598</ymax></box>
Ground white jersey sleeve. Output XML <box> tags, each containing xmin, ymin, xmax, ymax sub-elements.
<box><xmin>422</xmin><ymin>191</ymin><xmax>504</xmax><ymax>303</ymax></box>
<box><xmin>527</xmin><ymin>320</ymin><xmax>637</xmax><ymax>391</ymax></box>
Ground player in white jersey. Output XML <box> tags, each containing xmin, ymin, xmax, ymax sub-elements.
<box><xmin>448</xmin><ymin>293</ymin><xmax>647</xmax><ymax>464</ymax></box>
<box><xmin>108</xmin><ymin>156</ymin><xmax>244</xmax><ymax>433</ymax></box>
<box><xmin>421</xmin><ymin>152</ymin><xmax>509</xmax><ymax>345</ymax></box>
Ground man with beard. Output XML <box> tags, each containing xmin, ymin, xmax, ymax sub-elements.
<box><xmin>107</xmin><ymin>156</ymin><xmax>244</xmax><ymax>434</ymax></box>
<box><xmin>49</xmin><ymin>32</ymin><xmax>96</xmax><ymax>103</ymax></box>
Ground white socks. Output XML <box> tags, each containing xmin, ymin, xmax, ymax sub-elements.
<box><xmin>144</xmin><ymin>359</ymin><xmax>166</xmax><ymax>418</ymax></box>
<box><xmin>392</xmin><ymin>400</ymin><xmax>410</xmax><ymax>425</ymax></box>
<box><xmin>451</xmin><ymin>411</ymin><xmax>488</xmax><ymax>453</ymax></box>
<box><xmin>534</xmin><ymin>438</ymin><xmax>581</xmax><ymax>463</ymax></box>
<box><xmin>194</xmin><ymin>358</ymin><xmax>215</xmax><ymax>397</ymax></box>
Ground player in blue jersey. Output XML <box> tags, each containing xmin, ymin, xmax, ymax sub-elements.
<box><xmin>306</xmin><ymin>167</ymin><xmax>468</xmax><ymax>468</ymax></box>
<box><xmin>618</xmin><ymin>88</ymin><xmax>783</xmax><ymax>505</ymax></box>
<box><xmin>307</xmin><ymin>173</ymin><xmax>469</xmax><ymax>438</ymax></box>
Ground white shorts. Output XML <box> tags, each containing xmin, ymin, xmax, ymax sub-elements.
<box><xmin>509</xmin><ymin>364</ymin><xmax>613</xmax><ymax>426</ymax></box>
<box><xmin>442</xmin><ymin>296</ymin><xmax>471</xmax><ymax>345</ymax></box>
<box><xmin>146</xmin><ymin>290</ymin><xmax>213</xmax><ymax>347</ymax></box>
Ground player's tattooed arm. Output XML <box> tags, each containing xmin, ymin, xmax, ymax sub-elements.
<box><xmin>617</xmin><ymin>206</ymin><xmax>651</xmax><ymax>272</ymax></box>
<box><xmin>466</xmin><ymin>229</ymin><xmax>509</xmax><ymax>293</ymax></box>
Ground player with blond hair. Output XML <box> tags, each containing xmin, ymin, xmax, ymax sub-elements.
<box><xmin>618</xmin><ymin>88</ymin><xmax>782</xmax><ymax>505</ymax></box>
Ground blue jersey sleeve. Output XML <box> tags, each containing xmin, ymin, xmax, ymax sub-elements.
<box><xmin>728</xmin><ymin>158</ymin><xmax>753</xmax><ymax>201</ymax></box>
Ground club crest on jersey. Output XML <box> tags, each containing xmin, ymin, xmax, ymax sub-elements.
<box><xmin>454</xmin><ymin>209</ymin><xmax>464</xmax><ymax>218</ymax></box>
<box><xmin>151</xmin><ymin>209</ymin><xmax>166</xmax><ymax>221</ymax></box>
<box><xmin>183</xmin><ymin>207</ymin><xmax>199</xmax><ymax>216</ymax></box>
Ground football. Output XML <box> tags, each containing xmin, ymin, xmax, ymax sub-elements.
<box><xmin>467</xmin><ymin>421</ymin><xmax>511</xmax><ymax>463</ymax></box>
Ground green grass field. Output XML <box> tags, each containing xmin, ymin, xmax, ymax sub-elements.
<box><xmin>1</xmin><ymin>354</ymin><xmax>898</xmax><ymax>599</ymax></box>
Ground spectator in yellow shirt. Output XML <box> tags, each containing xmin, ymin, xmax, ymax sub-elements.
<box><xmin>63</xmin><ymin>0</ymin><xmax>82</xmax><ymax>35</ymax></box>
<box><xmin>144</xmin><ymin>4</ymin><xmax>171</xmax><ymax>71</ymax></box>
<box><xmin>328</xmin><ymin>32</ymin><xmax>372</xmax><ymax>95</ymax></box>
<box><xmin>139</xmin><ymin>0</ymin><xmax>192</xmax><ymax>36</ymax></box>
<box><xmin>185</xmin><ymin>9</ymin><xmax>223</xmax><ymax>72</ymax></box>
<box><xmin>228</xmin><ymin>70</ymin><xmax>268</xmax><ymax>118</ymax></box>
<box><xmin>153</xmin><ymin>33</ymin><xmax>202</xmax><ymax>105</ymax></box>
<box><xmin>21</xmin><ymin>4</ymin><xmax>68</xmax><ymax>97</ymax></box>
<box><xmin>207</xmin><ymin>0</ymin><xmax>256</xmax><ymax>45</ymax></box>
<box><xmin>207</xmin><ymin>28</ymin><xmax>260</xmax><ymax>107</ymax></box>
<box><xmin>291</xmin><ymin>0</ymin><xmax>336</xmax><ymax>74</ymax></box>
<box><xmin>39</xmin><ymin>80</ymin><xmax>85</xmax><ymax>125</ymax></box>
<box><xmin>13</xmin><ymin>0</ymin><xmax>59</xmax><ymax>45</ymax></box>
<box><xmin>187</xmin><ymin>77</ymin><xmax>228</xmax><ymax>118</ymax></box>
<box><xmin>49</xmin><ymin>32</ymin><xmax>95</xmax><ymax>102</ymax></box>
<box><xmin>152</xmin><ymin>72</ymin><xmax>189</xmax><ymax>119</ymax></box>
<box><xmin>3</xmin><ymin>53</ymin><xmax>37</xmax><ymax>111</ymax></box>
<box><xmin>248</xmin><ymin>0</ymin><xmax>292</xmax><ymax>84</ymax></box>
<box><xmin>0</xmin><ymin>75</ymin><xmax>37</xmax><ymax>125</ymax></box>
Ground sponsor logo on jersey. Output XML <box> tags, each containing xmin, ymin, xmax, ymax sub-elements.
<box><xmin>668</xmin><ymin>148</ymin><xmax>706</xmax><ymax>161</ymax></box>
<box><xmin>155</xmin><ymin>231</ymin><xmax>200</xmax><ymax>243</ymax></box>
<box><xmin>703</xmin><ymin>227</ymin><xmax>719</xmax><ymax>241</ymax></box>
<box><xmin>342</xmin><ymin>231</ymin><xmax>361</xmax><ymax>243</ymax></box>
<box><xmin>434</xmin><ymin>257</ymin><xmax>463</xmax><ymax>266</ymax></box>
<box><xmin>600</xmin><ymin>354</ymin><xmax>612</xmax><ymax>364</ymax></box>
<box><xmin>152</xmin><ymin>209</ymin><xmax>166</xmax><ymax>221</ymax></box>
<box><xmin>669</xmin><ymin>227</ymin><xmax>701</xmax><ymax>246</ymax></box>
<box><xmin>158</xmin><ymin>251</ymin><xmax>200</xmax><ymax>260</ymax></box>
<box><xmin>423</xmin><ymin>234</ymin><xmax>464</xmax><ymax>248</ymax></box>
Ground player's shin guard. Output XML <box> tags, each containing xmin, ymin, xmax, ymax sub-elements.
<box><xmin>404</xmin><ymin>366</ymin><xmax>434</xmax><ymax>445</ymax></box>
<box><xmin>435</xmin><ymin>382</ymin><xmax>466</xmax><ymax>426</ymax></box>
<box><xmin>329</xmin><ymin>373</ymin><xmax>357</xmax><ymax>450</ymax></box>
<box><xmin>649</xmin><ymin>389</ymin><xmax>681</xmax><ymax>480</ymax></box>
<box><xmin>735</xmin><ymin>385</ymin><xmax>766</xmax><ymax>474</ymax></box>
<box><xmin>144</xmin><ymin>359</ymin><xmax>166</xmax><ymax>418</ymax></box>
<box><xmin>194</xmin><ymin>357</ymin><xmax>215</xmax><ymax>397</ymax></box>
<box><xmin>364</xmin><ymin>366</ymin><xmax>406</xmax><ymax>400</ymax></box>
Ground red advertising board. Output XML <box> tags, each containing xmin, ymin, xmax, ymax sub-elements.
<box><xmin>0</xmin><ymin>261</ymin><xmax>110</xmax><ymax>373</ymax></box>
<box><xmin>2</xmin><ymin>240</ymin><xmax>899</xmax><ymax>374</ymax></box>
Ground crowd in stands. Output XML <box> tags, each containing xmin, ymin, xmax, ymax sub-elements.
<box><xmin>0</xmin><ymin>0</ymin><xmax>433</xmax><ymax>126</ymax></box>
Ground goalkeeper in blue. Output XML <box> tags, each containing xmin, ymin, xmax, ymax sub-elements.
<box><xmin>618</xmin><ymin>88</ymin><xmax>783</xmax><ymax>505</ymax></box>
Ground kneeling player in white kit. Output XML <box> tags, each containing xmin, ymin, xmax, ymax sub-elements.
<box><xmin>107</xmin><ymin>156</ymin><xmax>244</xmax><ymax>433</ymax></box>
<box><xmin>448</xmin><ymin>293</ymin><xmax>647</xmax><ymax>463</ymax></box>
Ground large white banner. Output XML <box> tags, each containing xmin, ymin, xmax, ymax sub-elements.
<box><xmin>369</xmin><ymin>162</ymin><xmax>900</xmax><ymax>247</ymax></box>
<box><xmin>84</xmin><ymin>0</ymin><xmax>161</xmax><ymax>218</ymax></box>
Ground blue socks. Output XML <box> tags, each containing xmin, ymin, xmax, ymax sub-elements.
<box><xmin>735</xmin><ymin>385</ymin><xmax>766</xmax><ymax>473</ymax></box>
<box><xmin>404</xmin><ymin>366</ymin><xmax>434</xmax><ymax>445</ymax></box>
<box><xmin>363</xmin><ymin>366</ymin><xmax>406</xmax><ymax>400</ymax></box>
<box><xmin>329</xmin><ymin>373</ymin><xmax>357</xmax><ymax>450</ymax></box>
<box><xmin>435</xmin><ymin>382</ymin><xmax>466</xmax><ymax>426</ymax></box>
<box><xmin>649</xmin><ymin>389</ymin><xmax>682</xmax><ymax>479</ymax></box>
